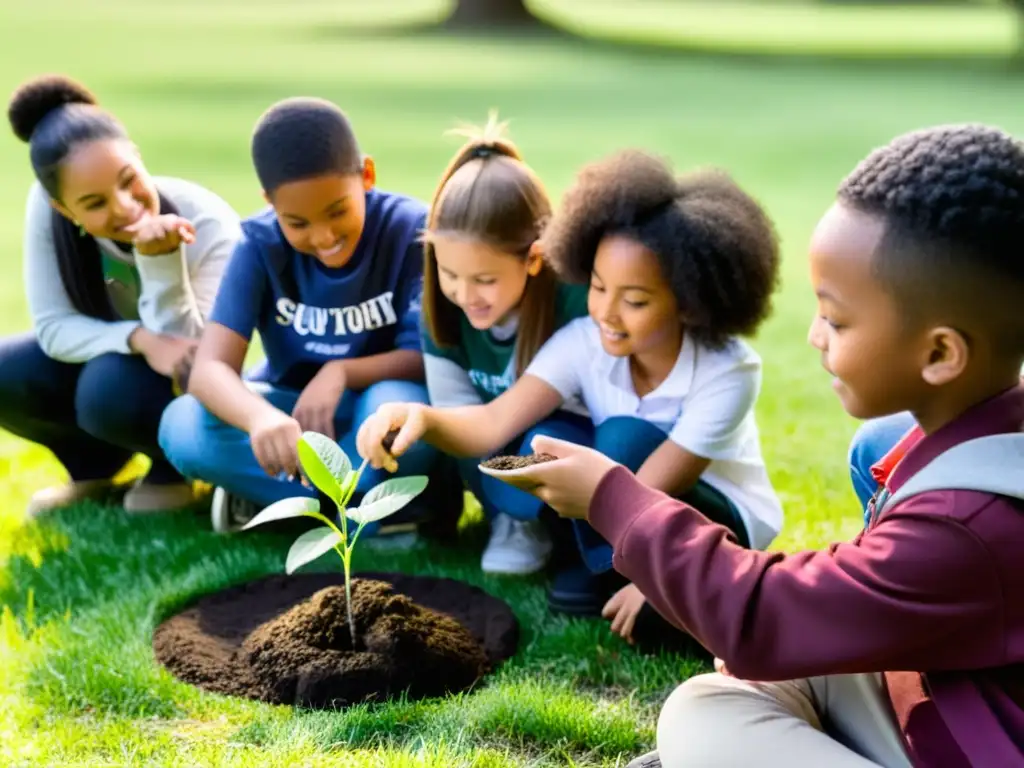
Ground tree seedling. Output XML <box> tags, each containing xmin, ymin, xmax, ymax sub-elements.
<box><xmin>242</xmin><ymin>431</ymin><xmax>427</xmax><ymax>645</ymax></box>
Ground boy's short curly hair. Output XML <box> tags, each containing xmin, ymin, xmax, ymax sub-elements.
<box><xmin>251</xmin><ymin>97</ymin><xmax>362</xmax><ymax>194</ymax></box>
<box><xmin>542</xmin><ymin>150</ymin><xmax>780</xmax><ymax>348</ymax></box>
<box><xmin>837</xmin><ymin>124</ymin><xmax>1024</xmax><ymax>352</ymax></box>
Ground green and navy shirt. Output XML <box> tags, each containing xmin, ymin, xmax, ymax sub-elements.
<box><xmin>421</xmin><ymin>282</ymin><xmax>588</xmax><ymax>407</ymax></box>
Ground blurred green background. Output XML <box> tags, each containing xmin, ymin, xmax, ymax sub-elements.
<box><xmin>1</xmin><ymin>2</ymin><xmax>1022</xmax><ymax>765</ymax></box>
<box><xmin>3</xmin><ymin>0</ymin><xmax>1021</xmax><ymax>545</ymax></box>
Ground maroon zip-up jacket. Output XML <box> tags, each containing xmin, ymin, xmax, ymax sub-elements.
<box><xmin>590</xmin><ymin>384</ymin><xmax>1024</xmax><ymax>767</ymax></box>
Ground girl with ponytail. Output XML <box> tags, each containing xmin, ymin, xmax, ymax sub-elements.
<box><xmin>418</xmin><ymin>114</ymin><xmax>591</xmax><ymax>577</ymax></box>
<box><xmin>1</xmin><ymin>74</ymin><xmax>241</xmax><ymax>516</ymax></box>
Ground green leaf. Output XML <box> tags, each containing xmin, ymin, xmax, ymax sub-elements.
<box><xmin>241</xmin><ymin>497</ymin><xmax>320</xmax><ymax>530</ymax></box>
<box><xmin>347</xmin><ymin>476</ymin><xmax>428</xmax><ymax>525</ymax></box>
<box><xmin>285</xmin><ymin>526</ymin><xmax>342</xmax><ymax>574</ymax></box>
<box><xmin>297</xmin><ymin>432</ymin><xmax>350</xmax><ymax>500</ymax></box>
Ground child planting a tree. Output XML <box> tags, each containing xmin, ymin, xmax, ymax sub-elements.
<box><xmin>158</xmin><ymin>97</ymin><xmax>453</xmax><ymax>535</ymax></box>
<box><xmin>418</xmin><ymin>113</ymin><xmax>590</xmax><ymax>577</ymax></box>
<box><xmin>358</xmin><ymin>149</ymin><xmax>783</xmax><ymax>650</ymax></box>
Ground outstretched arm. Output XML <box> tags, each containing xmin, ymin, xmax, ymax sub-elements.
<box><xmin>591</xmin><ymin>467</ymin><xmax>999</xmax><ymax>681</ymax></box>
<box><xmin>357</xmin><ymin>374</ymin><xmax>564</xmax><ymax>468</ymax></box>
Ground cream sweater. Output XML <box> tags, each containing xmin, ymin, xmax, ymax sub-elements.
<box><xmin>22</xmin><ymin>176</ymin><xmax>242</xmax><ymax>363</ymax></box>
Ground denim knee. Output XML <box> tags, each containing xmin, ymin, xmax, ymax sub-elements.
<box><xmin>75</xmin><ymin>353</ymin><xmax>174</xmax><ymax>453</ymax></box>
<box><xmin>377</xmin><ymin>379</ymin><xmax>430</xmax><ymax>404</ymax></box>
<box><xmin>592</xmin><ymin>416</ymin><xmax>667</xmax><ymax>472</ymax></box>
<box><xmin>848</xmin><ymin>414</ymin><xmax>914</xmax><ymax>473</ymax></box>
<box><xmin>847</xmin><ymin>412</ymin><xmax>916</xmax><ymax>509</ymax></box>
<box><xmin>0</xmin><ymin>333</ymin><xmax>74</xmax><ymax>410</ymax></box>
<box><xmin>157</xmin><ymin>394</ymin><xmax>211</xmax><ymax>478</ymax></box>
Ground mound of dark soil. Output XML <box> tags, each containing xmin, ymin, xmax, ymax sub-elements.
<box><xmin>153</xmin><ymin>571</ymin><xmax>518</xmax><ymax>708</ymax></box>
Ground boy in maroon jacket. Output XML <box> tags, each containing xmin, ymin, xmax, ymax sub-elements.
<box><xmin>489</xmin><ymin>124</ymin><xmax>1024</xmax><ymax>767</ymax></box>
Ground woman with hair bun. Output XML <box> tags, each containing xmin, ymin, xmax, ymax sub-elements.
<box><xmin>2</xmin><ymin>74</ymin><xmax>242</xmax><ymax>516</ymax></box>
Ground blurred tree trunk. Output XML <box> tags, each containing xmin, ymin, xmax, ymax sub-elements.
<box><xmin>1011</xmin><ymin>0</ymin><xmax>1024</xmax><ymax>64</ymax></box>
<box><xmin>445</xmin><ymin>0</ymin><xmax>540</xmax><ymax>29</ymax></box>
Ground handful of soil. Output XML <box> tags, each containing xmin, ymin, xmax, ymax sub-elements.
<box><xmin>480</xmin><ymin>453</ymin><xmax>557</xmax><ymax>471</ymax></box>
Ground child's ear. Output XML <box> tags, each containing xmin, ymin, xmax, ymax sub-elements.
<box><xmin>262</xmin><ymin>190</ymin><xmax>271</xmax><ymax>205</ymax></box>
<box><xmin>920</xmin><ymin>326</ymin><xmax>970</xmax><ymax>386</ymax></box>
<box><xmin>362</xmin><ymin>156</ymin><xmax>377</xmax><ymax>191</ymax></box>
<box><xmin>526</xmin><ymin>241</ymin><xmax>544</xmax><ymax>277</ymax></box>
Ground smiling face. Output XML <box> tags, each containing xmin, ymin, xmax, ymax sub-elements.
<box><xmin>807</xmin><ymin>202</ymin><xmax>932</xmax><ymax>419</ymax></box>
<box><xmin>52</xmin><ymin>138</ymin><xmax>159</xmax><ymax>242</ymax></box>
<box><xmin>269</xmin><ymin>164</ymin><xmax>375</xmax><ymax>268</ymax></box>
<box><xmin>587</xmin><ymin>234</ymin><xmax>681</xmax><ymax>360</ymax></box>
<box><xmin>431</xmin><ymin>236</ymin><xmax>536</xmax><ymax>330</ymax></box>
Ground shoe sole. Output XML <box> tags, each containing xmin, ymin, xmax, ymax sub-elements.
<box><xmin>210</xmin><ymin>488</ymin><xmax>231</xmax><ymax>534</ymax></box>
<box><xmin>481</xmin><ymin>560</ymin><xmax>549</xmax><ymax>576</ymax></box>
<box><xmin>481</xmin><ymin>548</ymin><xmax>552</xmax><ymax>576</ymax></box>
<box><xmin>123</xmin><ymin>488</ymin><xmax>197</xmax><ymax>515</ymax></box>
<box><xmin>625</xmin><ymin>753</ymin><xmax>661</xmax><ymax>768</ymax></box>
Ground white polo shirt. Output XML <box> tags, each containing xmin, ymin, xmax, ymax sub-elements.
<box><xmin>525</xmin><ymin>316</ymin><xmax>783</xmax><ymax>550</ymax></box>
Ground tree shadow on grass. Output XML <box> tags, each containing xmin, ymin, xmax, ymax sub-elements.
<box><xmin>303</xmin><ymin>15</ymin><xmax>1022</xmax><ymax>78</ymax></box>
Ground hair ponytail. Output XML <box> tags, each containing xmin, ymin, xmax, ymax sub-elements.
<box><xmin>422</xmin><ymin>113</ymin><xmax>559</xmax><ymax>376</ymax></box>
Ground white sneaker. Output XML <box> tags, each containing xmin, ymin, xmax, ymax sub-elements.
<box><xmin>210</xmin><ymin>487</ymin><xmax>261</xmax><ymax>534</ymax></box>
<box><xmin>481</xmin><ymin>513</ymin><xmax>552</xmax><ymax>575</ymax></box>
<box><xmin>123</xmin><ymin>480</ymin><xmax>199</xmax><ymax>514</ymax></box>
<box><xmin>626</xmin><ymin>752</ymin><xmax>661</xmax><ymax>768</ymax></box>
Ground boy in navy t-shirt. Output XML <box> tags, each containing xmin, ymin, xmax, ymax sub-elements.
<box><xmin>158</xmin><ymin>97</ymin><xmax>439</xmax><ymax>533</ymax></box>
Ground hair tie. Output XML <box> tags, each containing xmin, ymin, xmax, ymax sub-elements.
<box><xmin>471</xmin><ymin>145</ymin><xmax>495</xmax><ymax>160</ymax></box>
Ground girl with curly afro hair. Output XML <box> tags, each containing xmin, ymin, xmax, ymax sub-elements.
<box><xmin>2</xmin><ymin>74</ymin><xmax>242</xmax><ymax>517</ymax></box>
<box><xmin>358</xmin><ymin>149</ymin><xmax>782</xmax><ymax>637</ymax></box>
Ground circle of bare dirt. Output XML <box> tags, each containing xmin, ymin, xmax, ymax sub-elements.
<box><xmin>153</xmin><ymin>571</ymin><xmax>519</xmax><ymax>709</ymax></box>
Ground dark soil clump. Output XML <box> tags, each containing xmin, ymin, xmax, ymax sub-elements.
<box><xmin>381</xmin><ymin>428</ymin><xmax>401</xmax><ymax>454</ymax></box>
<box><xmin>153</xmin><ymin>571</ymin><xmax>518</xmax><ymax>709</ymax></box>
<box><xmin>481</xmin><ymin>453</ymin><xmax>557</xmax><ymax>471</ymax></box>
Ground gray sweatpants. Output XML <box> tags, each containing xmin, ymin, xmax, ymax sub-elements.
<box><xmin>657</xmin><ymin>672</ymin><xmax>912</xmax><ymax>767</ymax></box>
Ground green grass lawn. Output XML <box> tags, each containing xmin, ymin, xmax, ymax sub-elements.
<box><xmin>2</xmin><ymin>1</ymin><xmax>1024</xmax><ymax>765</ymax></box>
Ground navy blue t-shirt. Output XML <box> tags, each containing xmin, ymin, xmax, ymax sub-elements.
<box><xmin>210</xmin><ymin>188</ymin><xmax>427</xmax><ymax>391</ymax></box>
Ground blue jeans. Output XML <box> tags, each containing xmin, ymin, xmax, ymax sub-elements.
<box><xmin>848</xmin><ymin>412</ymin><xmax>917</xmax><ymax>520</ymax></box>
<box><xmin>574</xmin><ymin>416</ymin><xmax>749</xmax><ymax>572</ymax></box>
<box><xmin>0</xmin><ymin>332</ymin><xmax>182</xmax><ymax>483</ymax></box>
<box><xmin>458</xmin><ymin>410</ymin><xmax>593</xmax><ymax>523</ymax></box>
<box><xmin>158</xmin><ymin>379</ymin><xmax>437</xmax><ymax>518</ymax></box>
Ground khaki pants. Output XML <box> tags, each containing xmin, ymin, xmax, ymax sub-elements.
<box><xmin>657</xmin><ymin>672</ymin><xmax>913</xmax><ymax>767</ymax></box>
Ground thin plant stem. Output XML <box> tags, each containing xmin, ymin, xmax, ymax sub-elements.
<box><xmin>344</xmin><ymin>555</ymin><xmax>356</xmax><ymax>647</ymax></box>
<box><xmin>296</xmin><ymin>455</ymin><xmax>374</xmax><ymax>647</ymax></box>
<box><xmin>338</xmin><ymin>459</ymin><xmax>368</xmax><ymax>648</ymax></box>
<box><xmin>329</xmin><ymin>541</ymin><xmax>358</xmax><ymax>647</ymax></box>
